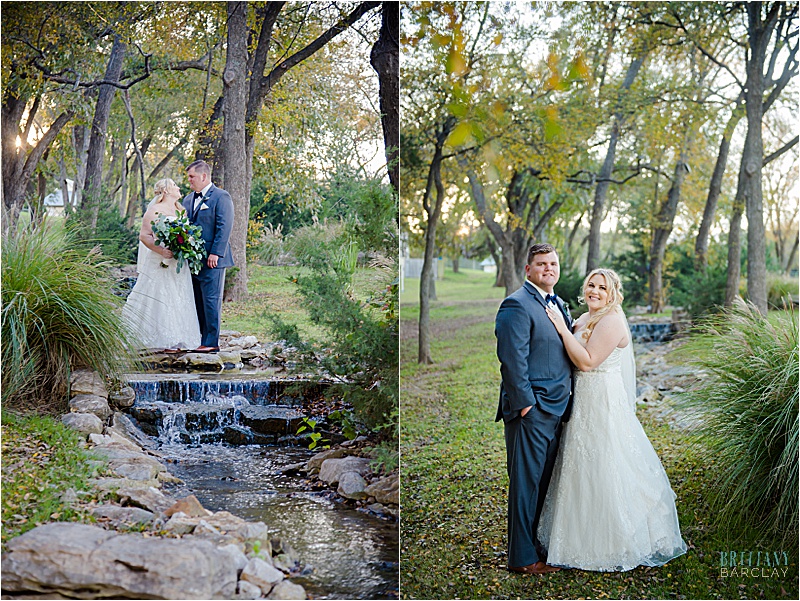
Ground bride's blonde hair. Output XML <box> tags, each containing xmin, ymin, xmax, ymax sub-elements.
<box><xmin>151</xmin><ymin>178</ymin><xmax>182</xmax><ymax>211</ymax></box>
<box><xmin>578</xmin><ymin>268</ymin><xmax>624</xmax><ymax>340</ymax></box>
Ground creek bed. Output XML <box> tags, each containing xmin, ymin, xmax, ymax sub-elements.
<box><xmin>158</xmin><ymin>443</ymin><xmax>399</xmax><ymax>600</ymax></box>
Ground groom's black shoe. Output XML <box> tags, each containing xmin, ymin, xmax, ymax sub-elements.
<box><xmin>508</xmin><ymin>561</ymin><xmax>561</xmax><ymax>575</ymax></box>
<box><xmin>193</xmin><ymin>345</ymin><xmax>220</xmax><ymax>353</ymax></box>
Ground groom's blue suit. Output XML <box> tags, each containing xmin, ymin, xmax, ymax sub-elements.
<box><xmin>183</xmin><ymin>184</ymin><xmax>234</xmax><ymax>348</ymax></box>
<box><xmin>495</xmin><ymin>280</ymin><xmax>573</xmax><ymax>569</ymax></box>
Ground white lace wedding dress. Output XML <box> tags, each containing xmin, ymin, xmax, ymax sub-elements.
<box><xmin>538</xmin><ymin>344</ymin><xmax>687</xmax><ymax>571</ymax></box>
<box><xmin>122</xmin><ymin>240</ymin><xmax>201</xmax><ymax>350</ymax></box>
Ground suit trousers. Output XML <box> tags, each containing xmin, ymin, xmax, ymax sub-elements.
<box><xmin>504</xmin><ymin>405</ymin><xmax>562</xmax><ymax>568</ymax></box>
<box><xmin>192</xmin><ymin>267</ymin><xmax>226</xmax><ymax>347</ymax></box>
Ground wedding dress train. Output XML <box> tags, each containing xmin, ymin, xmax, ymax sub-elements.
<box><xmin>122</xmin><ymin>241</ymin><xmax>201</xmax><ymax>350</ymax></box>
<box><xmin>538</xmin><ymin>344</ymin><xmax>687</xmax><ymax>571</ymax></box>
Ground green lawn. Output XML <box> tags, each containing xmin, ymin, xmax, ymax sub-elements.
<box><xmin>1</xmin><ymin>412</ymin><xmax>104</xmax><ymax>549</ymax></box>
<box><xmin>399</xmin><ymin>268</ymin><xmax>798</xmax><ymax>600</ymax></box>
<box><xmin>223</xmin><ymin>263</ymin><xmax>388</xmax><ymax>341</ymax></box>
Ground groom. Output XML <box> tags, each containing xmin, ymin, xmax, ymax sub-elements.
<box><xmin>495</xmin><ymin>243</ymin><xmax>573</xmax><ymax>575</ymax></box>
<box><xmin>183</xmin><ymin>159</ymin><xmax>234</xmax><ymax>353</ymax></box>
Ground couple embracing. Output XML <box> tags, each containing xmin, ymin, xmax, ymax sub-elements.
<box><xmin>122</xmin><ymin>160</ymin><xmax>233</xmax><ymax>354</ymax></box>
<box><xmin>496</xmin><ymin>243</ymin><xmax>687</xmax><ymax>574</ymax></box>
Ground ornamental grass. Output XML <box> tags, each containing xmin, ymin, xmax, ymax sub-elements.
<box><xmin>1</xmin><ymin>224</ymin><xmax>139</xmax><ymax>413</ymax></box>
<box><xmin>677</xmin><ymin>299</ymin><xmax>798</xmax><ymax>545</ymax></box>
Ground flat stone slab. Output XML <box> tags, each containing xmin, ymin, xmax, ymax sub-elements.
<box><xmin>239</xmin><ymin>406</ymin><xmax>305</xmax><ymax>436</ymax></box>
<box><xmin>1</xmin><ymin>523</ymin><xmax>238</xmax><ymax>599</ymax></box>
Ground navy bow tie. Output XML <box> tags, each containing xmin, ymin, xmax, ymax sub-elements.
<box><xmin>545</xmin><ymin>293</ymin><xmax>558</xmax><ymax>305</ymax></box>
<box><xmin>194</xmin><ymin>192</ymin><xmax>204</xmax><ymax>201</ymax></box>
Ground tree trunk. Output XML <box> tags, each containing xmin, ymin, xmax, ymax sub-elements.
<box><xmin>419</xmin><ymin>150</ymin><xmax>445</xmax><ymax>364</ymax></box>
<box><xmin>742</xmin><ymin>2</ymin><xmax>777</xmax><ymax>316</ymax></box>
<box><xmin>724</xmin><ymin>156</ymin><xmax>748</xmax><ymax>306</ymax></box>
<box><xmin>586</xmin><ymin>51</ymin><xmax>647</xmax><ymax>271</ymax></box>
<box><xmin>452</xmin><ymin>257</ymin><xmax>459</xmax><ymax>274</ymax></box>
<box><xmin>370</xmin><ymin>2</ymin><xmax>399</xmax><ymax>191</ymax></box>
<box><xmin>648</xmin><ymin>144</ymin><xmax>692</xmax><ymax>313</ymax></box>
<box><xmin>695</xmin><ymin>103</ymin><xmax>744</xmax><ymax>271</ymax></box>
<box><xmin>81</xmin><ymin>35</ymin><xmax>127</xmax><ymax>234</ymax></box>
<box><xmin>59</xmin><ymin>154</ymin><xmax>72</xmax><ymax>218</ymax></box>
<box><xmin>0</xmin><ymin>92</ymin><xmax>73</xmax><ymax>235</ymax></box>
<box><xmin>784</xmin><ymin>235</ymin><xmax>798</xmax><ymax>275</ymax></box>
<box><xmin>222</xmin><ymin>0</ymin><xmax>250</xmax><ymax>301</ymax></box>
<box><xmin>213</xmin><ymin>1</ymin><xmax>379</xmax><ymax>301</ymax></box>
<box><xmin>72</xmin><ymin>124</ymin><xmax>90</xmax><ymax>212</ymax></box>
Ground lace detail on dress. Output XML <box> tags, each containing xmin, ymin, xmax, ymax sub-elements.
<box><xmin>537</xmin><ymin>347</ymin><xmax>687</xmax><ymax>571</ymax></box>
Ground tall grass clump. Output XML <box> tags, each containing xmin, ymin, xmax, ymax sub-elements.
<box><xmin>677</xmin><ymin>300</ymin><xmax>798</xmax><ymax>545</ymax></box>
<box><xmin>1</xmin><ymin>225</ymin><xmax>139</xmax><ymax>413</ymax></box>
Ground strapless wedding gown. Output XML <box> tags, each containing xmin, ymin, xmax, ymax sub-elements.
<box><xmin>122</xmin><ymin>241</ymin><xmax>201</xmax><ymax>350</ymax></box>
<box><xmin>538</xmin><ymin>346</ymin><xmax>687</xmax><ymax>571</ymax></box>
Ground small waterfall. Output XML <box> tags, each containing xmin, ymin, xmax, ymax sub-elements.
<box><xmin>125</xmin><ymin>377</ymin><xmax>319</xmax><ymax>445</ymax></box>
<box><xmin>629</xmin><ymin>322</ymin><xmax>675</xmax><ymax>343</ymax></box>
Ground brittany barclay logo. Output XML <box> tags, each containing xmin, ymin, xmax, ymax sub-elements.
<box><xmin>719</xmin><ymin>550</ymin><xmax>789</xmax><ymax>578</ymax></box>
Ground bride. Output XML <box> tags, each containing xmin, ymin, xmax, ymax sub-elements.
<box><xmin>122</xmin><ymin>178</ymin><xmax>201</xmax><ymax>352</ymax></box>
<box><xmin>538</xmin><ymin>268</ymin><xmax>686</xmax><ymax>571</ymax></box>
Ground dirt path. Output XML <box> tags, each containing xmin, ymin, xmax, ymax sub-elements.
<box><xmin>399</xmin><ymin>299</ymin><xmax>499</xmax><ymax>341</ymax></box>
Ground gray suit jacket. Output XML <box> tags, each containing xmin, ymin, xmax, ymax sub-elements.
<box><xmin>182</xmin><ymin>184</ymin><xmax>234</xmax><ymax>270</ymax></box>
<box><xmin>495</xmin><ymin>281</ymin><xmax>574</xmax><ymax>423</ymax></box>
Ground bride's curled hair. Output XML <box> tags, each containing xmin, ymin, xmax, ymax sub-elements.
<box><xmin>150</xmin><ymin>178</ymin><xmax>181</xmax><ymax>210</ymax></box>
<box><xmin>578</xmin><ymin>268</ymin><xmax>624</xmax><ymax>340</ymax></box>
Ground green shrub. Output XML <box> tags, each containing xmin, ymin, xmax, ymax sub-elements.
<box><xmin>767</xmin><ymin>274</ymin><xmax>797</xmax><ymax>309</ymax></box>
<box><xmin>268</xmin><ymin>178</ymin><xmax>398</xmax><ymax>437</ymax></box>
<box><xmin>669</xmin><ymin>263</ymin><xmax>728</xmax><ymax>319</ymax></box>
<box><xmin>555</xmin><ymin>269</ymin><xmax>588</xmax><ymax>317</ymax></box>
<box><xmin>1</xmin><ymin>224</ymin><xmax>139</xmax><ymax>412</ymax></box>
<box><xmin>69</xmin><ymin>204</ymin><xmax>139</xmax><ymax>265</ymax></box>
<box><xmin>676</xmin><ymin>301</ymin><xmax>798</xmax><ymax>545</ymax></box>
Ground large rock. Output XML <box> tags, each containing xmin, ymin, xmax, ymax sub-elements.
<box><xmin>239</xmin><ymin>406</ymin><xmax>305</xmax><ymax>436</ymax></box>
<box><xmin>318</xmin><ymin>456</ymin><xmax>372</xmax><ymax>486</ymax></box>
<box><xmin>241</xmin><ymin>557</ymin><xmax>284</xmax><ymax>593</ymax></box>
<box><xmin>90</xmin><ymin>505</ymin><xmax>155</xmax><ymax>526</ymax></box>
<box><xmin>229</xmin><ymin>335</ymin><xmax>258</xmax><ymax>349</ymax></box>
<box><xmin>108</xmin><ymin>386</ymin><xmax>136</xmax><ymax>409</ymax></box>
<box><xmin>180</xmin><ymin>352</ymin><xmax>224</xmax><ymax>371</ymax></box>
<box><xmin>1</xmin><ymin>523</ymin><xmax>238</xmax><ymax>599</ymax></box>
<box><xmin>88</xmin><ymin>432</ymin><xmax>140</xmax><ymax>452</ymax></box>
<box><xmin>164</xmin><ymin>494</ymin><xmax>212</xmax><ymax>518</ymax></box>
<box><xmin>61</xmin><ymin>412</ymin><xmax>103</xmax><ymax>436</ymax></box>
<box><xmin>306</xmin><ymin>448</ymin><xmax>355</xmax><ymax>473</ymax></box>
<box><xmin>109</xmin><ymin>412</ymin><xmax>155</xmax><ymax>450</ymax></box>
<box><xmin>268</xmin><ymin>580</ymin><xmax>307</xmax><ymax>600</ymax></box>
<box><xmin>117</xmin><ymin>486</ymin><xmax>175</xmax><ymax>514</ymax></box>
<box><xmin>70</xmin><ymin>370</ymin><xmax>108</xmax><ymax>398</ymax></box>
<box><xmin>237</xmin><ymin>579</ymin><xmax>263</xmax><ymax>599</ymax></box>
<box><xmin>364</xmin><ymin>473</ymin><xmax>399</xmax><ymax>505</ymax></box>
<box><xmin>69</xmin><ymin>394</ymin><xmax>112</xmax><ymax>421</ymax></box>
<box><xmin>337</xmin><ymin>471</ymin><xmax>368</xmax><ymax>500</ymax></box>
<box><xmin>92</xmin><ymin>446</ymin><xmax>166</xmax><ymax>481</ymax></box>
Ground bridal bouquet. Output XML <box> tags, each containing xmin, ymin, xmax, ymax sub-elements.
<box><xmin>151</xmin><ymin>211</ymin><xmax>206</xmax><ymax>275</ymax></box>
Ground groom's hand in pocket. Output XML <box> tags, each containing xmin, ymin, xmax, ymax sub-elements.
<box><xmin>520</xmin><ymin>405</ymin><xmax>533</xmax><ymax>417</ymax></box>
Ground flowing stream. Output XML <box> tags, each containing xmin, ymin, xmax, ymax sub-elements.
<box><xmin>124</xmin><ymin>373</ymin><xmax>399</xmax><ymax>600</ymax></box>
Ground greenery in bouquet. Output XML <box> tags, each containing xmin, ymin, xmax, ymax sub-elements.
<box><xmin>151</xmin><ymin>211</ymin><xmax>206</xmax><ymax>274</ymax></box>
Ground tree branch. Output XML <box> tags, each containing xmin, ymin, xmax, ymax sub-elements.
<box><xmin>764</xmin><ymin>135</ymin><xmax>799</xmax><ymax>165</ymax></box>
<box><xmin>259</xmin><ymin>2</ymin><xmax>380</xmax><ymax>95</ymax></box>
